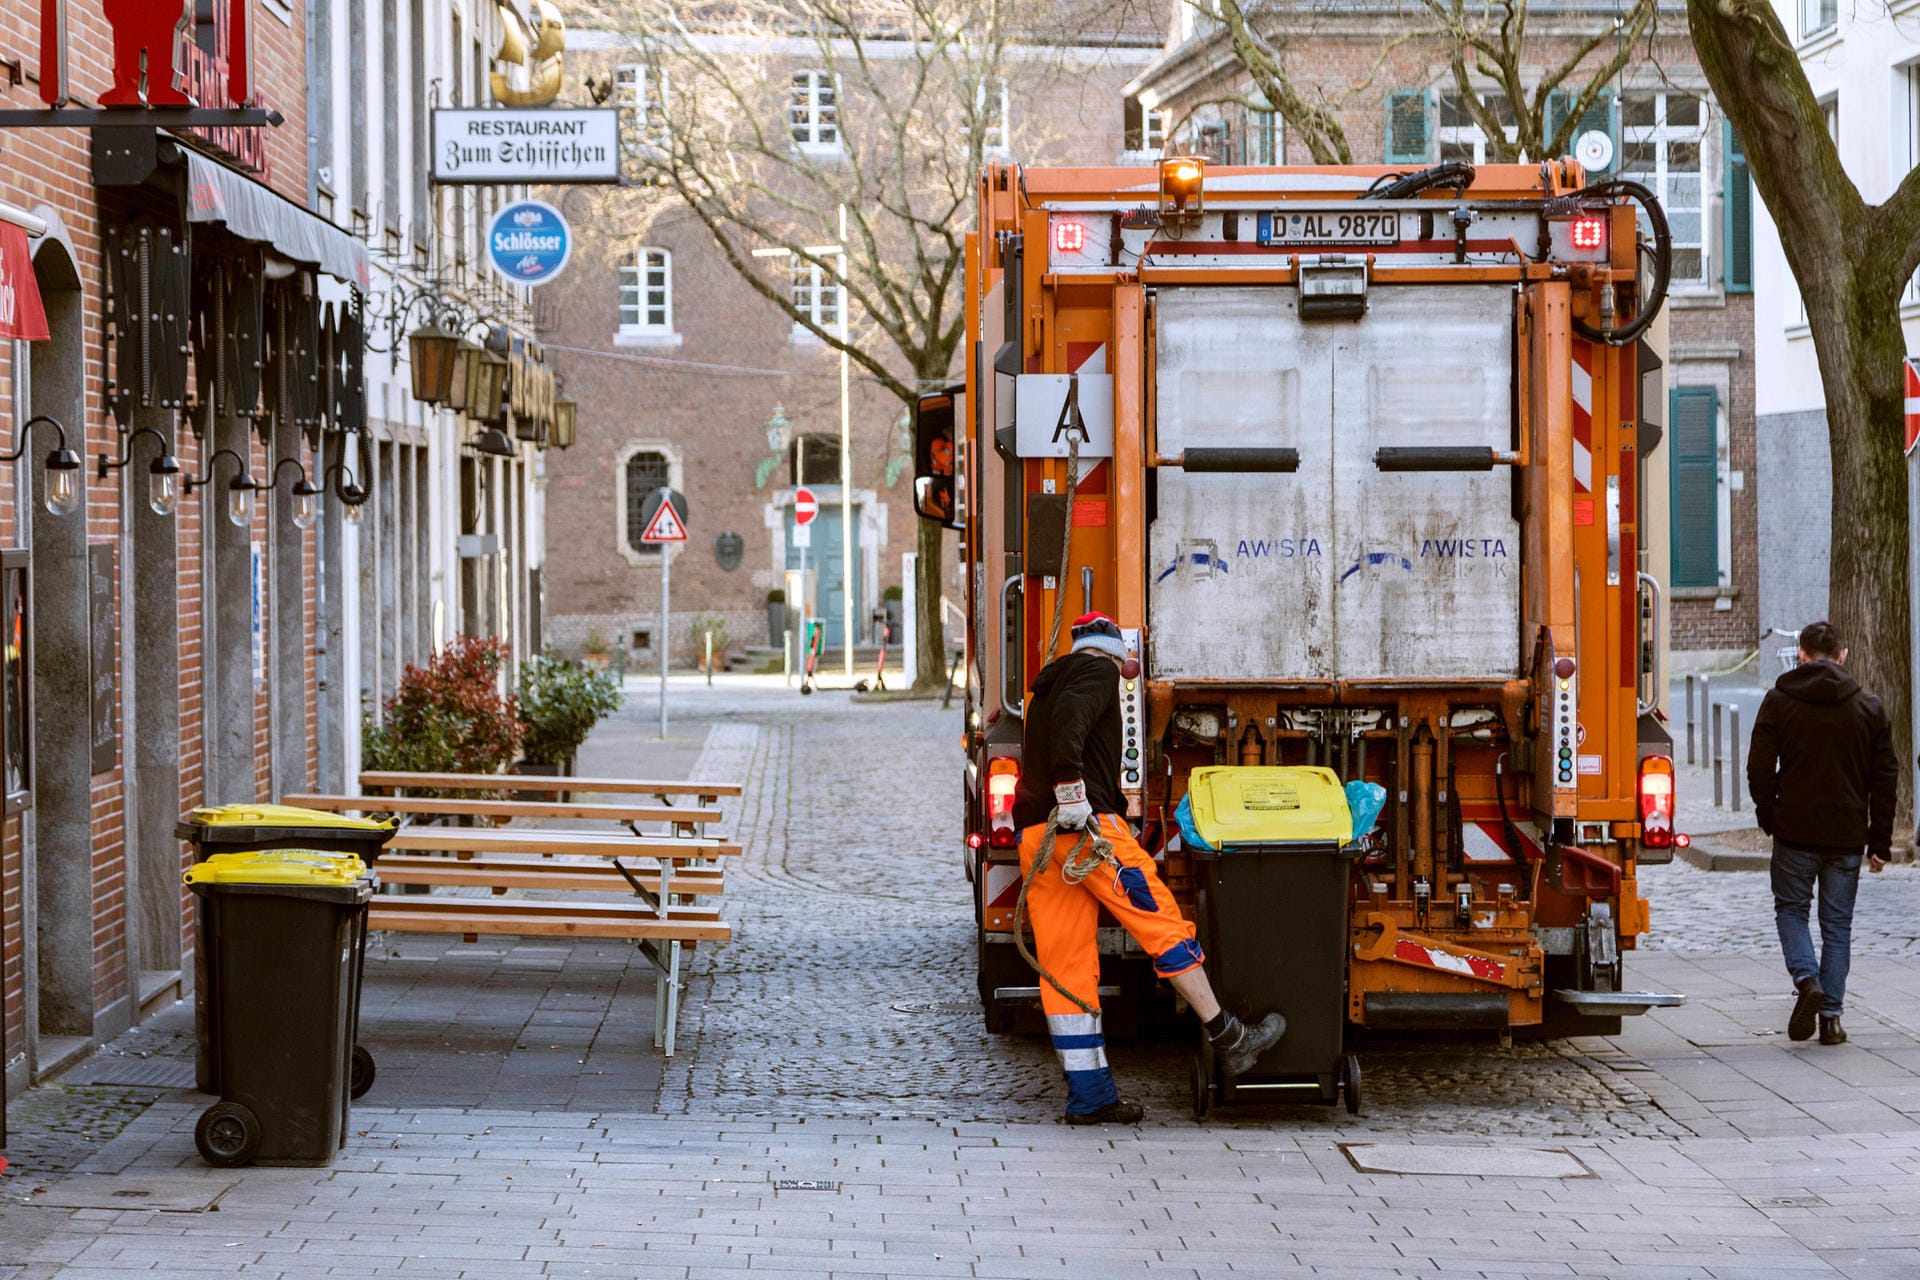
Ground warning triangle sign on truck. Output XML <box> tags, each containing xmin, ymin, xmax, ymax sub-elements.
<box><xmin>640</xmin><ymin>500</ymin><xmax>688</xmax><ymax>543</ymax></box>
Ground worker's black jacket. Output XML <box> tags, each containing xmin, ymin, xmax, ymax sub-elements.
<box><xmin>1012</xmin><ymin>651</ymin><xmax>1123</xmax><ymax>830</ymax></box>
<box><xmin>1746</xmin><ymin>659</ymin><xmax>1899</xmax><ymax>859</ymax></box>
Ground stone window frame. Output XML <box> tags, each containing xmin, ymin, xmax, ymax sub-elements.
<box><xmin>615</xmin><ymin>440</ymin><xmax>685</xmax><ymax>566</ymax></box>
<box><xmin>1668</xmin><ymin>358</ymin><xmax>1736</xmax><ymax>593</ymax></box>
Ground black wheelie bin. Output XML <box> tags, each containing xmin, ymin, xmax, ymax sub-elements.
<box><xmin>176</xmin><ymin>804</ymin><xmax>396</xmax><ymax>1160</ymax></box>
<box><xmin>1182</xmin><ymin>765</ymin><xmax>1363</xmax><ymax>1118</ymax></box>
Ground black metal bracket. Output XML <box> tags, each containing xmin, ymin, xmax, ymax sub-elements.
<box><xmin>0</xmin><ymin>108</ymin><xmax>281</xmax><ymax>127</ymax></box>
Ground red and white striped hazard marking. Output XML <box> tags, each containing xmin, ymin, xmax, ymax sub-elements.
<box><xmin>1570</xmin><ymin>340</ymin><xmax>1594</xmax><ymax>494</ymax></box>
<box><xmin>986</xmin><ymin>864</ymin><xmax>1022</xmax><ymax>909</ymax></box>
<box><xmin>1390</xmin><ymin>938</ymin><xmax>1508</xmax><ymax>983</ymax></box>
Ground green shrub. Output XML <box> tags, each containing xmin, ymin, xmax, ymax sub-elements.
<box><xmin>766</xmin><ymin>588</ymin><xmax>786</xmax><ymax>604</ymax></box>
<box><xmin>883</xmin><ymin>584</ymin><xmax>904</xmax><ymax>602</ymax></box>
<box><xmin>517</xmin><ymin>652</ymin><xmax>624</xmax><ymax>766</ymax></box>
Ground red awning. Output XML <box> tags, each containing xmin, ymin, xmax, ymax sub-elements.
<box><xmin>0</xmin><ymin>224</ymin><xmax>48</xmax><ymax>341</ymax></box>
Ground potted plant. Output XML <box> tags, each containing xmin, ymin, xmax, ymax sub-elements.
<box><xmin>579</xmin><ymin>627</ymin><xmax>613</xmax><ymax>672</ymax></box>
<box><xmin>515</xmin><ymin>653</ymin><xmax>623</xmax><ymax>792</ymax></box>
<box><xmin>766</xmin><ymin>588</ymin><xmax>788</xmax><ymax>648</ymax></box>
<box><xmin>360</xmin><ymin>635</ymin><xmax>524</xmax><ymax>798</ymax></box>
<box><xmin>692</xmin><ymin>615</ymin><xmax>729</xmax><ymax>672</ymax></box>
<box><xmin>882</xmin><ymin>584</ymin><xmax>904</xmax><ymax>644</ymax></box>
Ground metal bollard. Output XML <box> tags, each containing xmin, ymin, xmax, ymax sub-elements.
<box><xmin>705</xmin><ymin>631</ymin><xmax>714</xmax><ymax>686</ymax></box>
<box><xmin>1686</xmin><ymin>674</ymin><xmax>1697</xmax><ymax>765</ymax></box>
<box><xmin>1712</xmin><ymin>701</ymin><xmax>1725</xmax><ymax>808</ymax></box>
<box><xmin>1730</xmin><ymin>707</ymin><xmax>1742</xmax><ymax>812</ymax></box>
<box><xmin>784</xmin><ymin>627</ymin><xmax>793</xmax><ymax>685</ymax></box>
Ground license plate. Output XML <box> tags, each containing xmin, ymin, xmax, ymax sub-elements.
<box><xmin>1259</xmin><ymin>210</ymin><xmax>1401</xmax><ymax>247</ymax></box>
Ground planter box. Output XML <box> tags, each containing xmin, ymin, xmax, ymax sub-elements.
<box><xmin>512</xmin><ymin>759</ymin><xmax>566</xmax><ymax>804</ymax></box>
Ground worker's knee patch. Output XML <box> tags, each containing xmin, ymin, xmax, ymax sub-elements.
<box><xmin>1116</xmin><ymin>866</ymin><xmax>1157</xmax><ymax>912</ymax></box>
<box><xmin>1154</xmin><ymin>937</ymin><xmax>1205</xmax><ymax>977</ymax></box>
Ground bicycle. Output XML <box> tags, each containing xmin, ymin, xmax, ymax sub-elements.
<box><xmin>1765</xmin><ymin>626</ymin><xmax>1801</xmax><ymax>675</ymax></box>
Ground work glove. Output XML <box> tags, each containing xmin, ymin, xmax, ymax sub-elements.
<box><xmin>1053</xmin><ymin>780</ymin><xmax>1093</xmax><ymax>831</ymax></box>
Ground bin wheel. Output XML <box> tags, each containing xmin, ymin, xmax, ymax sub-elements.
<box><xmin>1190</xmin><ymin>1056</ymin><xmax>1210</xmax><ymax>1121</ymax></box>
<box><xmin>1341</xmin><ymin>1054</ymin><xmax>1362</xmax><ymax>1117</ymax></box>
<box><xmin>196</xmin><ymin>1102</ymin><xmax>261</xmax><ymax>1168</ymax></box>
<box><xmin>350</xmin><ymin>1044</ymin><xmax>377</xmax><ymax>1100</ymax></box>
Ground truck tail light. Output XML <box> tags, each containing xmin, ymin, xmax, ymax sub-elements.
<box><xmin>987</xmin><ymin>757</ymin><xmax>1020</xmax><ymax>847</ymax></box>
<box><xmin>1639</xmin><ymin>755</ymin><xmax>1676</xmax><ymax>849</ymax></box>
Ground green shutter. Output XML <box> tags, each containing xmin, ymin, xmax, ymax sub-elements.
<box><xmin>1384</xmin><ymin>90</ymin><xmax>1432</xmax><ymax>165</ymax></box>
<box><xmin>1547</xmin><ymin>88</ymin><xmax>1616</xmax><ymax>174</ymax></box>
<box><xmin>1724</xmin><ymin>120</ymin><xmax>1753</xmax><ymax>293</ymax></box>
<box><xmin>1669</xmin><ymin>386</ymin><xmax>1720</xmax><ymax>589</ymax></box>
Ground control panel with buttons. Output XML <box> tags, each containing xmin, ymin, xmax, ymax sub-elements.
<box><xmin>1550</xmin><ymin>655</ymin><xmax>1577</xmax><ymax>792</ymax></box>
<box><xmin>1120</xmin><ymin>627</ymin><xmax>1144</xmax><ymax>794</ymax></box>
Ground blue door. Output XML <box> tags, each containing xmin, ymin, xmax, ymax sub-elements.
<box><xmin>785</xmin><ymin>504</ymin><xmax>861</xmax><ymax>647</ymax></box>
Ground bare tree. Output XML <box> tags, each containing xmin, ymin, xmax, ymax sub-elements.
<box><xmin>1205</xmin><ymin>0</ymin><xmax>1658</xmax><ymax>165</ymax></box>
<box><xmin>576</xmin><ymin>0</ymin><xmax>1096</xmax><ymax>691</ymax></box>
<box><xmin>1689</xmin><ymin>0</ymin><xmax>1915</xmax><ymax>822</ymax></box>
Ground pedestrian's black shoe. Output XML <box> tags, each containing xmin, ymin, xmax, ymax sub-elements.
<box><xmin>1819</xmin><ymin>1015</ymin><xmax>1847</xmax><ymax>1046</ymax></box>
<box><xmin>1214</xmin><ymin>1011</ymin><xmax>1287</xmax><ymax>1080</ymax></box>
<box><xmin>1064</xmin><ymin>1099</ymin><xmax>1143</xmax><ymax>1126</ymax></box>
<box><xmin>1789</xmin><ymin>976</ymin><xmax>1825</xmax><ymax>1042</ymax></box>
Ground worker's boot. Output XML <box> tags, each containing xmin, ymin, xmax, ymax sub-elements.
<box><xmin>1064</xmin><ymin>1099</ymin><xmax>1144</xmax><ymax>1126</ymax></box>
<box><xmin>1789</xmin><ymin>976</ymin><xmax>1824</xmax><ymax>1042</ymax></box>
<box><xmin>1819</xmin><ymin>1015</ymin><xmax>1847</xmax><ymax>1046</ymax></box>
<box><xmin>1212</xmin><ymin>1011</ymin><xmax>1286</xmax><ymax>1080</ymax></box>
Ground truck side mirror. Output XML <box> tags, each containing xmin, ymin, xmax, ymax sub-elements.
<box><xmin>912</xmin><ymin>390</ymin><xmax>964</xmax><ymax>531</ymax></box>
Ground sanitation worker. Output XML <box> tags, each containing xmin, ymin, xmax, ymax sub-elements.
<box><xmin>1012</xmin><ymin>612</ymin><xmax>1286</xmax><ymax>1124</ymax></box>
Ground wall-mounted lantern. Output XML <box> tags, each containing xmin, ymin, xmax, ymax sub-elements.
<box><xmin>2</xmin><ymin>415</ymin><xmax>83</xmax><ymax>517</ymax></box>
<box><xmin>97</xmin><ymin>427</ymin><xmax>182</xmax><ymax>516</ymax></box>
<box><xmin>407</xmin><ymin>317</ymin><xmax>462</xmax><ymax>406</ymax></box>
<box><xmin>551</xmin><ymin>398</ymin><xmax>576</xmax><ymax>449</ymax></box>
<box><xmin>183</xmin><ymin>447</ymin><xmax>260</xmax><ymax>528</ymax></box>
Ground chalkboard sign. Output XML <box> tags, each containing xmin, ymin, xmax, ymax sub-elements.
<box><xmin>90</xmin><ymin>544</ymin><xmax>117</xmax><ymax>776</ymax></box>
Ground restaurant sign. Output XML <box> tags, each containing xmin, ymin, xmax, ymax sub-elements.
<box><xmin>432</xmin><ymin>108</ymin><xmax>620</xmax><ymax>185</ymax></box>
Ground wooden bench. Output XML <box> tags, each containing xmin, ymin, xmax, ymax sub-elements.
<box><xmin>290</xmin><ymin>773</ymin><xmax>743</xmax><ymax>1056</ymax></box>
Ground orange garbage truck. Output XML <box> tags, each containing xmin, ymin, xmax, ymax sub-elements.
<box><xmin>912</xmin><ymin>156</ymin><xmax>1688</xmax><ymax>1061</ymax></box>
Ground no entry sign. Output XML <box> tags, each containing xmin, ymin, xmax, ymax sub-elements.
<box><xmin>1905</xmin><ymin>357</ymin><xmax>1920</xmax><ymax>456</ymax></box>
<box><xmin>793</xmin><ymin>486</ymin><xmax>819</xmax><ymax>526</ymax></box>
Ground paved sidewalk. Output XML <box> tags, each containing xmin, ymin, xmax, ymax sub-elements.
<box><xmin>8</xmin><ymin>676</ymin><xmax>1920</xmax><ymax>1278</ymax></box>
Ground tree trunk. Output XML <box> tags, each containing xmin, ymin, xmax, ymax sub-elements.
<box><xmin>1809</xmin><ymin>271</ymin><xmax>1915</xmax><ymax>833</ymax></box>
<box><xmin>913</xmin><ymin>516</ymin><xmax>947</xmax><ymax>692</ymax></box>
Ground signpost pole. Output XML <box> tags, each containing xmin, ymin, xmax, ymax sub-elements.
<box><xmin>660</xmin><ymin>535</ymin><xmax>670</xmax><ymax>738</ymax></box>
<box><xmin>838</xmin><ymin>203</ymin><xmax>854</xmax><ymax>678</ymax></box>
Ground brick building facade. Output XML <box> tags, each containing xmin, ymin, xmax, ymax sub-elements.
<box><xmin>538</xmin><ymin>25</ymin><xmax>1162</xmax><ymax>671</ymax></box>
<box><xmin>1129</xmin><ymin>3</ymin><xmax>1759</xmax><ymax>664</ymax></box>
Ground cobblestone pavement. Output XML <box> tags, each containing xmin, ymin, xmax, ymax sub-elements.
<box><xmin>12</xmin><ymin>677</ymin><xmax>1920</xmax><ymax>1277</ymax></box>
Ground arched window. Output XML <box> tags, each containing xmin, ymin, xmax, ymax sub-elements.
<box><xmin>625</xmin><ymin>450</ymin><xmax>671</xmax><ymax>556</ymax></box>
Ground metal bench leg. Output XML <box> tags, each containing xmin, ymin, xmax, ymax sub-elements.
<box><xmin>655</xmin><ymin>939</ymin><xmax>682</xmax><ymax>1057</ymax></box>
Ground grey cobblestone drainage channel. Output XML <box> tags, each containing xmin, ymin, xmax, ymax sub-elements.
<box><xmin>33</xmin><ymin>1176</ymin><xmax>235</xmax><ymax>1212</ymax></box>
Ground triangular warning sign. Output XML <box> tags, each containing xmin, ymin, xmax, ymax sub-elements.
<box><xmin>640</xmin><ymin>501</ymin><xmax>688</xmax><ymax>543</ymax></box>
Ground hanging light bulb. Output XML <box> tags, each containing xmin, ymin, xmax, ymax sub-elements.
<box><xmin>44</xmin><ymin>449</ymin><xmax>82</xmax><ymax>517</ymax></box>
<box><xmin>291</xmin><ymin>478</ymin><xmax>320</xmax><ymax>531</ymax></box>
<box><xmin>343</xmin><ymin>499</ymin><xmax>365</xmax><ymax>525</ymax></box>
<box><xmin>147</xmin><ymin>453</ymin><xmax>181</xmax><ymax>516</ymax></box>
<box><xmin>226</xmin><ymin>478</ymin><xmax>255</xmax><ymax>528</ymax></box>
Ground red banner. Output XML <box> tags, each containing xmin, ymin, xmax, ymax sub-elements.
<box><xmin>0</xmin><ymin>224</ymin><xmax>48</xmax><ymax>342</ymax></box>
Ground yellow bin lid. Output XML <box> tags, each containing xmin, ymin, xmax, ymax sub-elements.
<box><xmin>1185</xmin><ymin>766</ymin><xmax>1353</xmax><ymax>845</ymax></box>
<box><xmin>182</xmin><ymin>803</ymin><xmax>394</xmax><ymax>833</ymax></box>
<box><xmin>185</xmin><ymin>849</ymin><xmax>369</xmax><ymax>886</ymax></box>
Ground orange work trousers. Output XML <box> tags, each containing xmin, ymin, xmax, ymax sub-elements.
<box><xmin>1017</xmin><ymin>814</ymin><xmax>1204</xmax><ymax>1114</ymax></box>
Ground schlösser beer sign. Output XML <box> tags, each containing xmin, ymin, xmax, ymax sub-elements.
<box><xmin>432</xmin><ymin>107</ymin><xmax>619</xmax><ymax>184</ymax></box>
<box><xmin>487</xmin><ymin>200</ymin><xmax>572</xmax><ymax>287</ymax></box>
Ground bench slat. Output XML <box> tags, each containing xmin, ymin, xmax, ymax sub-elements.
<box><xmin>375</xmin><ymin>855</ymin><xmax>724</xmax><ymax>896</ymax></box>
<box><xmin>368</xmin><ymin>898</ymin><xmax>729</xmax><ymax>942</ymax></box>
<box><xmin>384</xmin><ymin>829</ymin><xmax>740</xmax><ymax>858</ymax></box>
<box><xmin>285</xmin><ymin>793</ymin><xmax>723</xmax><ymax>826</ymax></box>
<box><xmin>360</xmin><ymin>771</ymin><xmax>742</xmax><ymax>798</ymax></box>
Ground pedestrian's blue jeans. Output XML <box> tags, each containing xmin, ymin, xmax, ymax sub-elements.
<box><xmin>1771</xmin><ymin>842</ymin><xmax>1864</xmax><ymax>1016</ymax></box>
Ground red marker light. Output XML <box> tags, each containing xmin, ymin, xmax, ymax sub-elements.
<box><xmin>1639</xmin><ymin>754</ymin><xmax>1676</xmax><ymax>849</ymax></box>
<box><xmin>1570</xmin><ymin>216</ymin><xmax>1606</xmax><ymax>251</ymax></box>
<box><xmin>967</xmin><ymin>832</ymin><xmax>984</xmax><ymax>849</ymax></box>
<box><xmin>1553</xmin><ymin>656</ymin><xmax>1576</xmax><ymax>680</ymax></box>
<box><xmin>1054</xmin><ymin>220</ymin><xmax>1086</xmax><ymax>254</ymax></box>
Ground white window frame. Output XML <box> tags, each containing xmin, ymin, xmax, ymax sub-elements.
<box><xmin>1620</xmin><ymin>90</ymin><xmax>1710</xmax><ymax>290</ymax></box>
<box><xmin>790</xmin><ymin>70</ymin><xmax>842</xmax><ymax>154</ymax></box>
<box><xmin>1436</xmin><ymin>90</ymin><xmax>1517</xmax><ymax>165</ymax></box>
<box><xmin>614</xmin><ymin>62</ymin><xmax>670</xmax><ymax>152</ymax></box>
<box><xmin>1242</xmin><ymin>100</ymin><xmax>1280</xmax><ymax>165</ymax></box>
<box><xmin>978</xmin><ymin>77</ymin><xmax>1011</xmax><ymax>157</ymax></box>
<box><xmin>617</xmin><ymin>247</ymin><xmax>676</xmax><ymax>342</ymax></box>
<box><xmin>1143</xmin><ymin>106</ymin><xmax>1166</xmax><ymax>152</ymax></box>
<box><xmin>1799</xmin><ymin>0</ymin><xmax>1838</xmax><ymax>40</ymax></box>
<box><xmin>789</xmin><ymin>252</ymin><xmax>846</xmax><ymax>340</ymax></box>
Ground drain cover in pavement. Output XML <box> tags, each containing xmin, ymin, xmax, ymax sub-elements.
<box><xmin>1746</xmin><ymin>1194</ymin><xmax>1828</xmax><ymax>1209</ymax></box>
<box><xmin>1341</xmin><ymin>1143</ymin><xmax>1591</xmax><ymax>1179</ymax></box>
<box><xmin>773</xmin><ymin>1179</ymin><xmax>841</xmax><ymax>1192</ymax></box>
<box><xmin>36</xmin><ymin>1176</ymin><xmax>235</xmax><ymax>1212</ymax></box>
<box><xmin>60</xmin><ymin>1056</ymin><xmax>195</xmax><ymax>1089</ymax></box>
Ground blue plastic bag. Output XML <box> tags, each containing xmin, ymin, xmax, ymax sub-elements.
<box><xmin>1173</xmin><ymin>792</ymin><xmax>1217</xmax><ymax>853</ymax></box>
<box><xmin>1344</xmin><ymin>781</ymin><xmax>1386</xmax><ymax>843</ymax></box>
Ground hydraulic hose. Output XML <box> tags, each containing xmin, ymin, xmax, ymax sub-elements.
<box><xmin>1573</xmin><ymin>178</ymin><xmax>1671</xmax><ymax>347</ymax></box>
<box><xmin>1362</xmin><ymin>161</ymin><xmax>1477</xmax><ymax>201</ymax></box>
